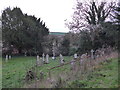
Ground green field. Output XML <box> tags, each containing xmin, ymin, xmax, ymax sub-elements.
<box><xmin>2</xmin><ymin>56</ymin><xmax>119</xmax><ymax>88</ymax></box>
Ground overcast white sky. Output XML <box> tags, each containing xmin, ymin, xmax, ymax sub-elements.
<box><xmin>0</xmin><ymin>0</ymin><xmax>118</xmax><ymax>32</ymax></box>
<box><xmin>0</xmin><ymin>0</ymin><xmax>77</xmax><ymax>32</ymax></box>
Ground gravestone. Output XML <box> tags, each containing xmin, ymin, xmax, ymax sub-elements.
<box><xmin>91</xmin><ymin>49</ymin><xmax>94</xmax><ymax>59</ymax></box>
<box><xmin>36</xmin><ymin>55</ymin><xmax>40</xmax><ymax>66</ymax></box>
<box><xmin>24</xmin><ymin>51</ymin><xmax>27</xmax><ymax>56</ymax></box>
<box><xmin>39</xmin><ymin>57</ymin><xmax>43</xmax><ymax>65</ymax></box>
<box><xmin>9</xmin><ymin>55</ymin><xmax>11</xmax><ymax>59</ymax></box>
<box><xmin>71</xmin><ymin>59</ymin><xmax>76</xmax><ymax>70</ymax></box>
<box><xmin>74</xmin><ymin>53</ymin><xmax>78</xmax><ymax>59</ymax></box>
<box><xmin>5</xmin><ymin>55</ymin><xmax>8</xmax><ymax>62</ymax></box>
<box><xmin>42</xmin><ymin>53</ymin><xmax>45</xmax><ymax>63</ymax></box>
<box><xmin>60</xmin><ymin>54</ymin><xmax>64</xmax><ymax>64</ymax></box>
<box><xmin>52</xmin><ymin>56</ymin><xmax>55</xmax><ymax>60</ymax></box>
<box><xmin>46</xmin><ymin>54</ymin><xmax>49</xmax><ymax>64</ymax></box>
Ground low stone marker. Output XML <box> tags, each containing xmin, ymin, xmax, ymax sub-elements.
<box><xmin>74</xmin><ymin>53</ymin><xmax>78</xmax><ymax>59</ymax></box>
<box><xmin>52</xmin><ymin>56</ymin><xmax>55</xmax><ymax>60</ymax></box>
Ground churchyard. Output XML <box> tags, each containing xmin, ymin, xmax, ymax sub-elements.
<box><xmin>2</xmin><ymin>49</ymin><xmax>119</xmax><ymax>88</ymax></box>
<box><xmin>1</xmin><ymin>0</ymin><xmax>120</xmax><ymax>88</ymax></box>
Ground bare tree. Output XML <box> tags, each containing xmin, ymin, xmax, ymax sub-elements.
<box><xmin>65</xmin><ymin>0</ymin><xmax>115</xmax><ymax>32</ymax></box>
<box><xmin>65</xmin><ymin>0</ymin><xmax>116</xmax><ymax>48</ymax></box>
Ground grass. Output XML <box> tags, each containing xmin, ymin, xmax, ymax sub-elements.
<box><xmin>67</xmin><ymin>58</ymin><xmax>119</xmax><ymax>88</ymax></box>
<box><xmin>2</xmin><ymin>55</ymin><xmax>119</xmax><ymax>88</ymax></box>
<box><xmin>2</xmin><ymin>56</ymin><xmax>73</xmax><ymax>88</ymax></box>
<box><xmin>0</xmin><ymin>57</ymin><xmax>2</xmax><ymax>89</ymax></box>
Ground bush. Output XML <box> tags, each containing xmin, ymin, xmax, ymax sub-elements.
<box><xmin>69</xmin><ymin>48</ymin><xmax>77</xmax><ymax>56</ymax></box>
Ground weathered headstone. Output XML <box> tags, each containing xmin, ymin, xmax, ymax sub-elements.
<box><xmin>46</xmin><ymin>54</ymin><xmax>49</xmax><ymax>64</ymax></box>
<box><xmin>40</xmin><ymin>57</ymin><xmax>43</xmax><ymax>65</ymax></box>
<box><xmin>36</xmin><ymin>55</ymin><xmax>40</xmax><ymax>66</ymax></box>
<box><xmin>42</xmin><ymin>53</ymin><xmax>45</xmax><ymax>63</ymax></box>
<box><xmin>60</xmin><ymin>54</ymin><xmax>64</xmax><ymax>64</ymax></box>
<box><xmin>91</xmin><ymin>49</ymin><xmax>94</xmax><ymax>59</ymax></box>
<box><xmin>71</xmin><ymin>59</ymin><xmax>75</xmax><ymax>70</ymax></box>
<box><xmin>5</xmin><ymin>55</ymin><xmax>8</xmax><ymax>62</ymax></box>
<box><xmin>80</xmin><ymin>53</ymin><xmax>87</xmax><ymax>63</ymax></box>
<box><xmin>52</xmin><ymin>56</ymin><xmax>55</xmax><ymax>60</ymax></box>
<box><xmin>74</xmin><ymin>53</ymin><xmax>78</xmax><ymax>59</ymax></box>
<box><xmin>9</xmin><ymin>55</ymin><xmax>11</xmax><ymax>59</ymax></box>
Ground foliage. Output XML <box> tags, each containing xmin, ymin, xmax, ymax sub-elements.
<box><xmin>2</xmin><ymin>7</ymin><xmax>49</xmax><ymax>55</ymax></box>
<box><xmin>65</xmin><ymin>0</ymin><xmax>118</xmax><ymax>54</ymax></box>
<box><xmin>69</xmin><ymin>47</ymin><xmax>77</xmax><ymax>56</ymax></box>
<box><xmin>112</xmin><ymin>2</ymin><xmax>120</xmax><ymax>51</ymax></box>
<box><xmin>60</xmin><ymin>36</ymin><xmax>70</xmax><ymax>56</ymax></box>
<box><xmin>77</xmin><ymin>30</ymin><xmax>92</xmax><ymax>54</ymax></box>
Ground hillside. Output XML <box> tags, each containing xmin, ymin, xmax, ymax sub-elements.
<box><xmin>49</xmin><ymin>32</ymin><xmax>67</xmax><ymax>35</ymax></box>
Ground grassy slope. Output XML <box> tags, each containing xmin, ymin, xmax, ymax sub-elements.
<box><xmin>67</xmin><ymin>58</ymin><xmax>118</xmax><ymax>88</ymax></box>
<box><xmin>2</xmin><ymin>56</ymin><xmax>73</xmax><ymax>88</ymax></box>
<box><xmin>2</xmin><ymin>56</ymin><xmax>119</xmax><ymax>88</ymax></box>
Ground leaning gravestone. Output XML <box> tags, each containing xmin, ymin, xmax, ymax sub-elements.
<box><xmin>5</xmin><ymin>55</ymin><xmax>8</xmax><ymax>62</ymax></box>
<box><xmin>60</xmin><ymin>54</ymin><xmax>64</xmax><ymax>64</ymax></box>
<box><xmin>46</xmin><ymin>54</ymin><xmax>49</xmax><ymax>64</ymax></box>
